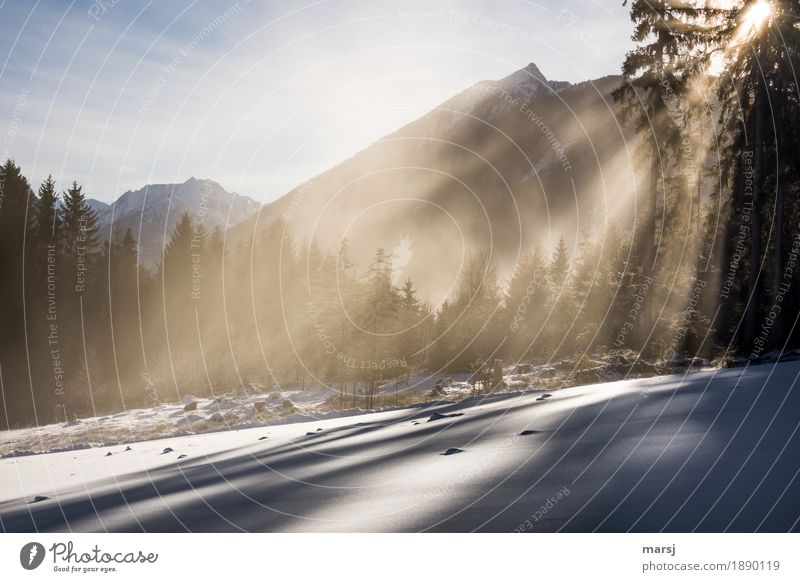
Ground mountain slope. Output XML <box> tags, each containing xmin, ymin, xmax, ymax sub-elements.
<box><xmin>98</xmin><ymin>178</ymin><xmax>260</xmax><ymax>268</ymax></box>
<box><xmin>232</xmin><ymin>63</ymin><xmax>641</xmax><ymax>301</ymax></box>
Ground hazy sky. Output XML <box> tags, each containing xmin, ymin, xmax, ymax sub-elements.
<box><xmin>1</xmin><ymin>0</ymin><xmax>632</xmax><ymax>203</ymax></box>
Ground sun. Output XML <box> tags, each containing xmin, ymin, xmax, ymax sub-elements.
<box><xmin>727</xmin><ymin>0</ymin><xmax>773</xmax><ymax>46</ymax></box>
<box><xmin>743</xmin><ymin>0</ymin><xmax>773</xmax><ymax>32</ymax></box>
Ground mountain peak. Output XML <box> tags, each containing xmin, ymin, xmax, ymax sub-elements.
<box><xmin>184</xmin><ymin>176</ymin><xmax>213</xmax><ymax>185</ymax></box>
<box><xmin>500</xmin><ymin>62</ymin><xmax>547</xmax><ymax>85</ymax></box>
<box><xmin>494</xmin><ymin>62</ymin><xmax>554</xmax><ymax>104</ymax></box>
<box><xmin>523</xmin><ymin>62</ymin><xmax>547</xmax><ymax>81</ymax></box>
<box><xmin>96</xmin><ymin>178</ymin><xmax>261</xmax><ymax>268</ymax></box>
<box><xmin>183</xmin><ymin>176</ymin><xmax>219</xmax><ymax>189</ymax></box>
<box><xmin>492</xmin><ymin>62</ymin><xmax>572</xmax><ymax>105</ymax></box>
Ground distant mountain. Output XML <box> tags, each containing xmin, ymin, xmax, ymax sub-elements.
<box><xmin>231</xmin><ymin>62</ymin><xmax>640</xmax><ymax>302</ymax></box>
<box><xmin>86</xmin><ymin>199</ymin><xmax>110</xmax><ymax>215</ymax></box>
<box><xmin>98</xmin><ymin>178</ymin><xmax>260</xmax><ymax>269</ymax></box>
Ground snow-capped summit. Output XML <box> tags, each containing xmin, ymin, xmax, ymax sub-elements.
<box><xmin>496</xmin><ymin>62</ymin><xmax>570</xmax><ymax>103</ymax></box>
<box><xmin>498</xmin><ymin>62</ymin><xmax>548</xmax><ymax>98</ymax></box>
<box><xmin>97</xmin><ymin>178</ymin><xmax>260</xmax><ymax>268</ymax></box>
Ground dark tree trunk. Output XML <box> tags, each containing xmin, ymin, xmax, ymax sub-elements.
<box><xmin>643</xmin><ymin>114</ymin><xmax>661</xmax><ymax>341</ymax></box>
<box><xmin>772</xmin><ymin>100</ymin><xmax>785</xmax><ymax>344</ymax></box>
<box><xmin>744</xmin><ymin>72</ymin><xmax>768</xmax><ymax>350</ymax></box>
<box><xmin>644</xmin><ymin>23</ymin><xmax>667</xmax><ymax>338</ymax></box>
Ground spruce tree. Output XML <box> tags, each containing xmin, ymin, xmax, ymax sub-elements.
<box><xmin>0</xmin><ymin>161</ymin><xmax>34</xmax><ymax>425</ymax></box>
<box><xmin>60</xmin><ymin>181</ymin><xmax>100</xmax><ymax>258</ymax></box>
<box><xmin>32</xmin><ymin>175</ymin><xmax>60</xmax><ymax>246</ymax></box>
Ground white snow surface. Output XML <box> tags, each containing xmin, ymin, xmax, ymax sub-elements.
<box><xmin>2</xmin><ymin>361</ymin><xmax>800</xmax><ymax>532</ymax></box>
<box><xmin>0</xmin><ymin>374</ymin><xmax>483</xmax><ymax>459</ymax></box>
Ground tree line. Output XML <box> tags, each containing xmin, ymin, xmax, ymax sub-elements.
<box><xmin>0</xmin><ymin>157</ymin><xmax>721</xmax><ymax>427</ymax></box>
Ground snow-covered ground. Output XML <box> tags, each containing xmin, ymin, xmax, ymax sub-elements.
<box><xmin>0</xmin><ymin>385</ymin><xmax>348</xmax><ymax>459</ymax></box>
<box><xmin>2</xmin><ymin>361</ymin><xmax>799</xmax><ymax>532</ymax></box>
<box><xmin>0</xmin><ymin>373</ymin><xmax>503</xmax><ymax>459</ymax></box>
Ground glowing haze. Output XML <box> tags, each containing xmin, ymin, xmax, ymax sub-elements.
<box><xmin>0</xmin><ymin>0</ymin><xmax>631</xmax><ymax>203</ymax></box>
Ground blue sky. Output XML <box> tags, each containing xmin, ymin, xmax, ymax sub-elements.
<box><xmin>0</xmin><ymin>0</ymin><xmax>632</xmax><ymax>203</ymax></box>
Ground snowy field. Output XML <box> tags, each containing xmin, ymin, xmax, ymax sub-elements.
<box><xmin>2</xmin><ymin>361</ymin><xmax>800</xmax><ymax>532</ymax></box>
<box><xmin>0</xmin><ymin>373</ymin><xmax>489</xmax><ymax>459</ymax></box>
